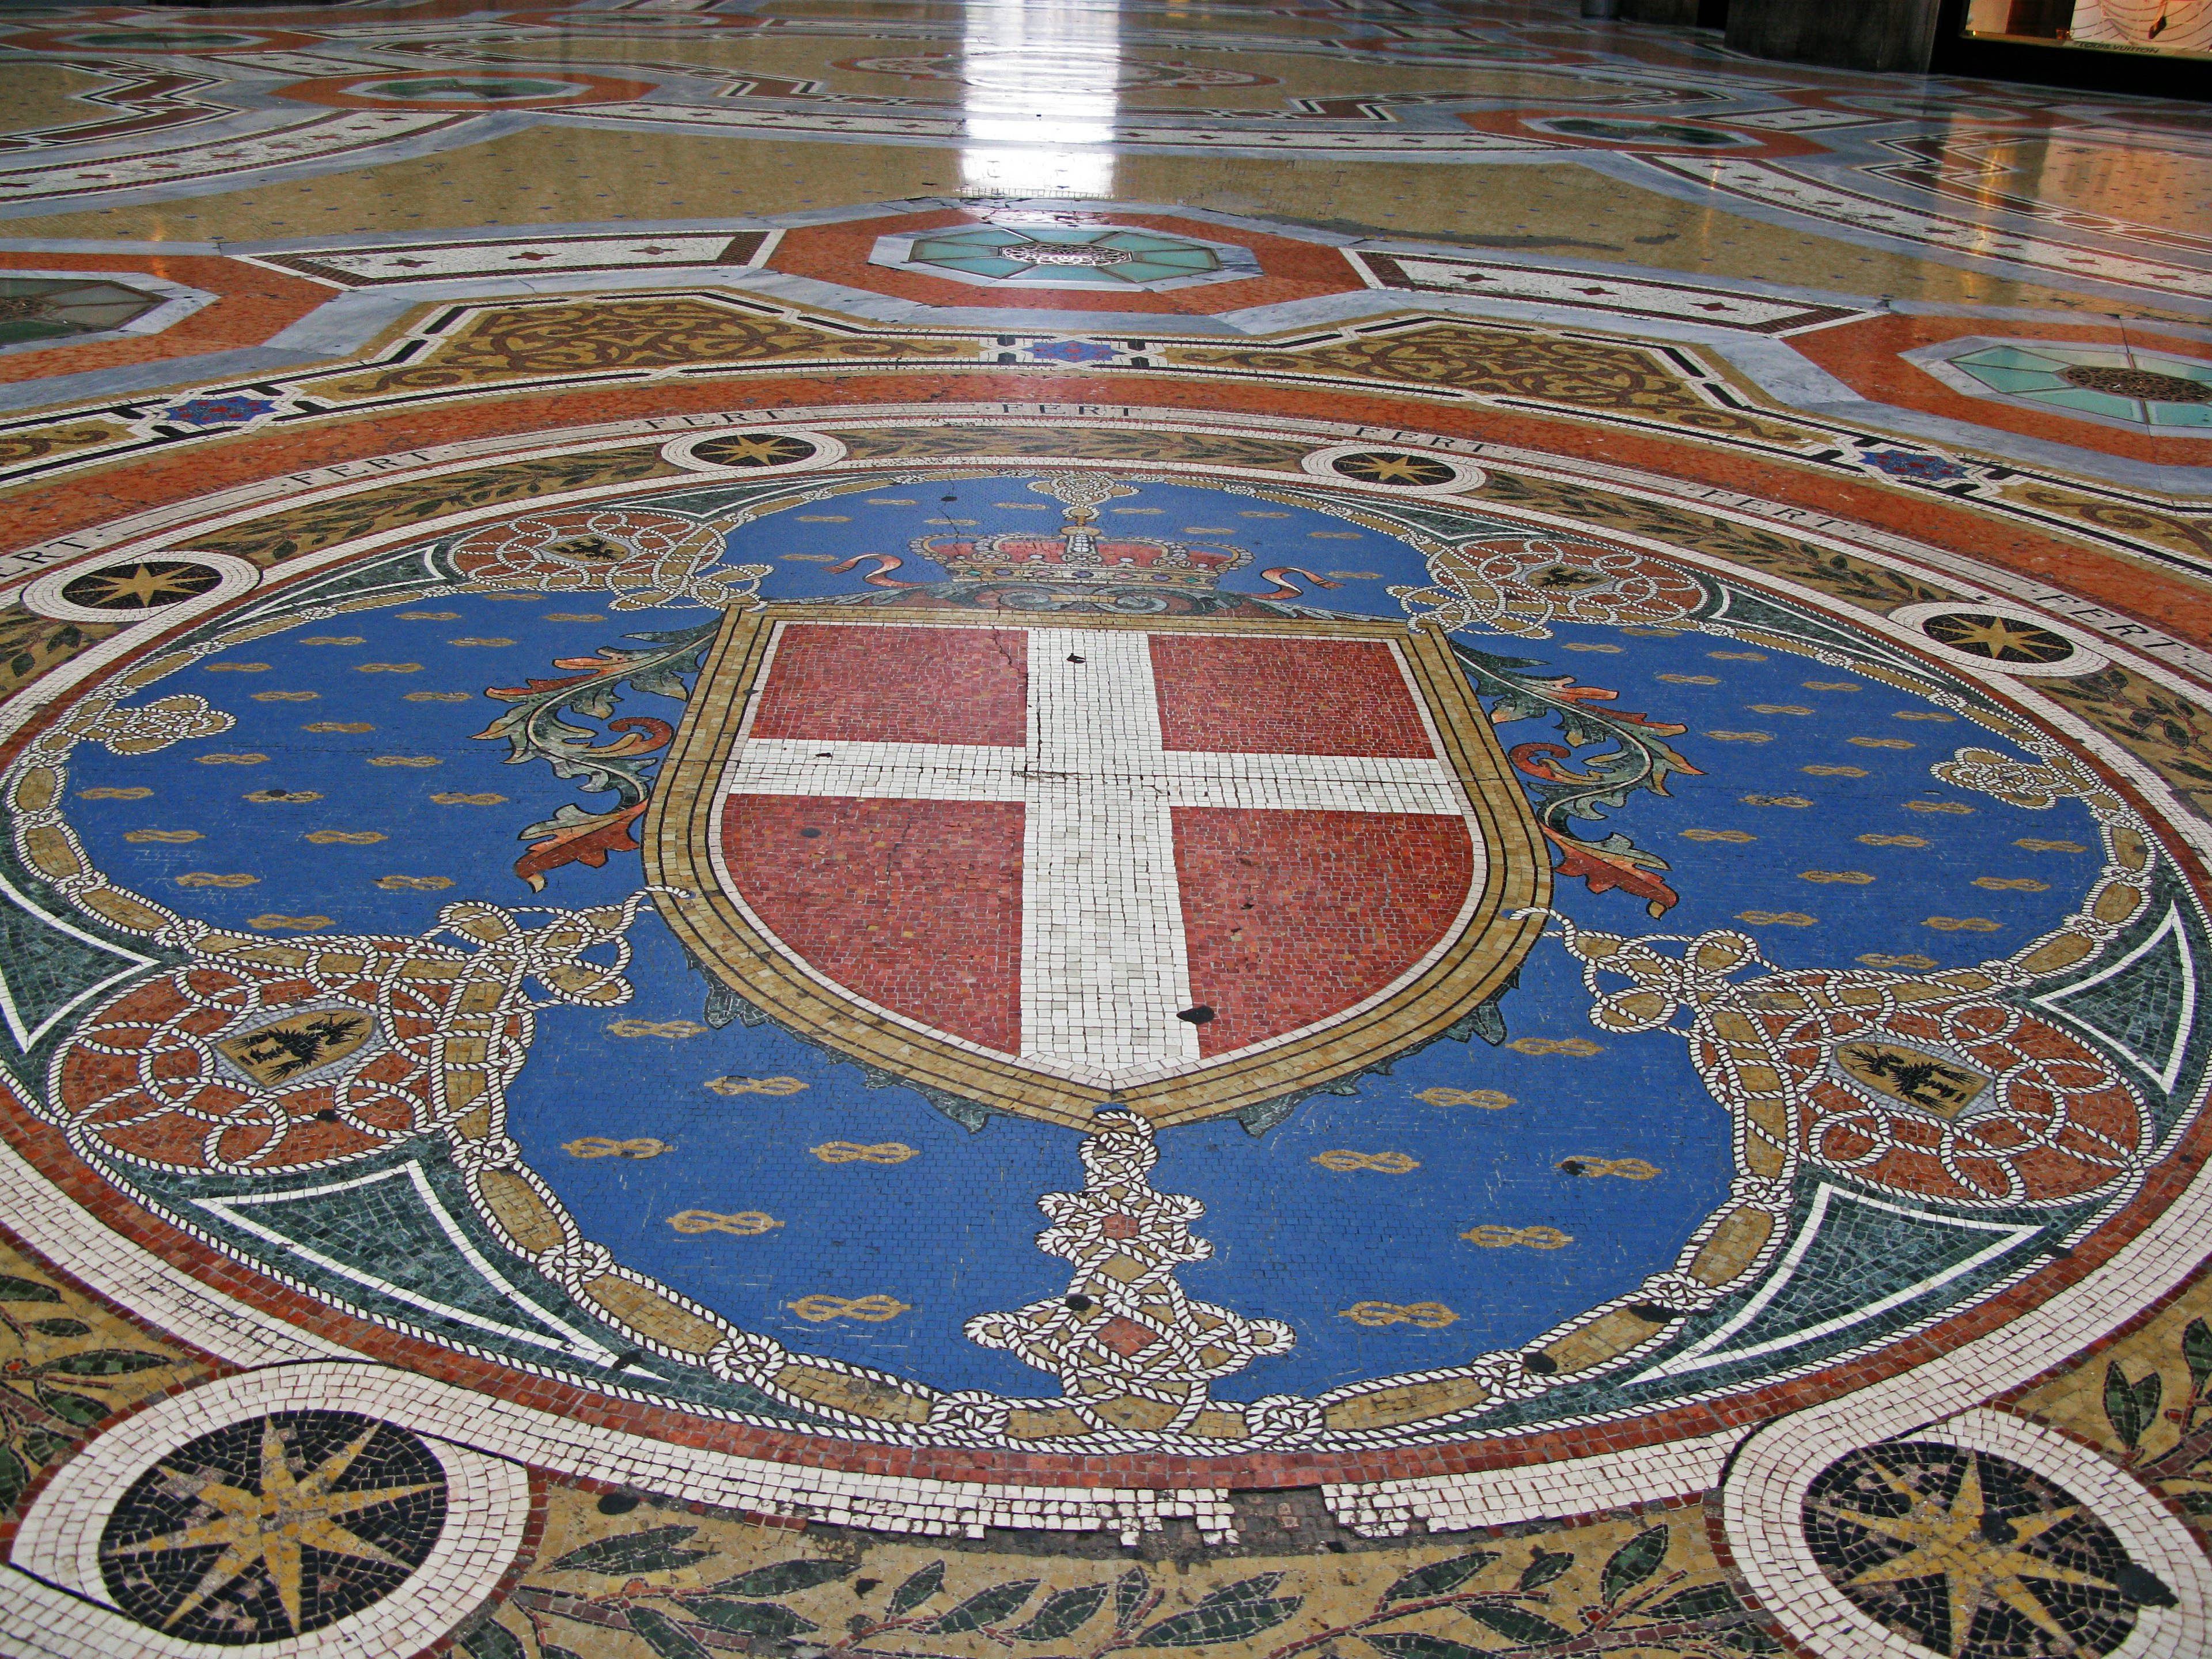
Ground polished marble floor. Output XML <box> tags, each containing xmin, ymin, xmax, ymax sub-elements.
<box><xmin>0</xmin><ymin>2</ymin><xmax>2209</xmax><ymax>1656</ymax></box>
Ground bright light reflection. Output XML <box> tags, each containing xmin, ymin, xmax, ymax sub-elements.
<box><xmin>959</xmin><ymin>0</ymin><xmax>1120</xmax><ymax>199</ymax></box>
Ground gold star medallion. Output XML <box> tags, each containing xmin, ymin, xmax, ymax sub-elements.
<box><xmin>1331</xmin><ymin>450</ymin><xmax>1456</xmax><ymax>487</ymax></box>
<box><xmin>59</xmin><ymin>560</ymin><xmax>221</xmax><ymax>611</ymax></box>
<box><xmin>101</xmin><ymin>1413</ymin><xmax>446</xmax><ymax>1639</ymax></box>
<box><xmin>1809</xmin><ymin>1446</ymin><xmax>2143</xmax><ymax>1657</ymax></box>
<box><xmin>1922</xmin><ymin>612</ymin><xmax>2075</xmax><ymax>664</ymax></box>
<box><xmin>699</xmin><ymin>433</ymin><xmax>816</xmax><ymax>467</ymax></box>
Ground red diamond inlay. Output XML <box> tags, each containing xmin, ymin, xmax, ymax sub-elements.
<box><xmin>1094</xmin><ymin>1316</ymin><xmax>1161</xmax><ymax>1358</ymax></box>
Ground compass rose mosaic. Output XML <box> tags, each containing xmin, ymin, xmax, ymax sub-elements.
<box><xmin>97</xmin><ymin>1411</ymin><xmax>448</xmax><ymax>1644</ymax></box>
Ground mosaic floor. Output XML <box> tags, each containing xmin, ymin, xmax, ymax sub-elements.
<box><xmin>0</xmin><ymin>0</ymin><xmax>2209</xmax><ymax>1654</ymax></box>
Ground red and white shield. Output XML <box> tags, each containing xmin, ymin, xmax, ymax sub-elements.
<box><xmin>649</xmin><ymin>610</ymin><xmax>1545</xmax><ymax>1127</ymax></box>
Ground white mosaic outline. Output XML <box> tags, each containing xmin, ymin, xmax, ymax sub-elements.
<box><xmin>0</xmin><ymin>109</ymin><xmax>466</xmax><ymax>203</ymax></box>
<box><xmin>2033</xmin><ymin>907</ymin><xmax>2199</xmax><ymax>1096</ymax></box>
<box><xmin>5</xmin><ymin>1359</ymin><xmax>1241</xmax><ymax>1567</ymax></box>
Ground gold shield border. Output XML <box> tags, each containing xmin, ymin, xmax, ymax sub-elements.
<box><xmin>646</xmin><ymin>605</ymin><xmax>1550</xmax><ymax>1130</ymax></box>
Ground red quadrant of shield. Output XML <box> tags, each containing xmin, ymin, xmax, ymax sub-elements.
<box><xmin>1174</xmin><ymin>808</ymin><xmax>1476</xmax><ymax>1056</ymax></box>
<box><xmin>719</xmin><ymin>622</ymin><xmax>1478</xmax><ymax>1062</ymax></box>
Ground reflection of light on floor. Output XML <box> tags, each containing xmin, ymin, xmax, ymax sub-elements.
<box><xmin>959</xmin><ymin>0</ymin><xmax>1118</xmax><ymax>198</ymax></box>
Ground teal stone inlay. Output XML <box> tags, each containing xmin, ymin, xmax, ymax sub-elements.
<box><xmin>874</xmin><ymin>224</ymin><xmax>1261</xmax><ymax>292</ymax></box>
<box><xmin>1634</xmin><ymin>1183</ymin><xmax>2047</xmax><ymax>1383</ymax></box>
<box><xmin>343</xmin><ymin>76</ymin><xmax>591</xmax><ymax>101</ymax></box>
<box><xmin>1530</xmin><ymin>117</ymin><xmax>1752</xmax><ymax>147</ymax></box>
<box><xmin>0</xmin><ymin>277</ymin><xmax>167</xmax><ymax>349</ymax></box>
<box><xmin>187</xmin><ymin>1156</ymin><xmax>627</xmax><ymax>1367</ymax></box>
<box><xmin>0</xmin><ymin>864</ymin><xmax>155</xmax><ymax>1057</ymax></box>
<box><xmin>908</xmin><ymin>227</ymin><xmax>1219</xmax><ymax>285</ymax></box>
<box><xmin>2034</xmin><ymin>899</ymin><xmax>2203</xmax><ymax>1101</ymax></box>
<box><xmin>1940</xmin><ymin>342</ymin><xmax>2212</xmax><ymax>432</ymax></box>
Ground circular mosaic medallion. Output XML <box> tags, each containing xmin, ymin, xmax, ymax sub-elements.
<box><xmin>1918</xmin><ymin>612</ymin><xmax>2079</xmax><ymax>665</ymax></box>
<box><xmin>24</xmin><ymin>549</ymin><xmax>258</xmax><ymax>626</ymax></box>
<box><xmin>56</xmin><ymin>559</ymin><xmax>224</xmax><ymax>612</ymax></box>
<box><xmin>97</xmin><ymin>1411</ymin><xmax>448</xmax><ymax>1644</ymax></box>
<box><xmin>687</xmin><ymin>431</ymin><xmax>824</xmax><ymax>468</ymax></box>
<box><xmin>1885</xmin><ymin>602</ymin><xmax>2107</xmax><ymax>679</ymax></box>
<box><xmin>1329</xmin><ymin>449</ymin><xmax>1461</xmax><ymax>487</ymax></box>
<box><xmin>1804</xmin><ymin>1442</ymin><xmax>2164</xmax><ymax>1658</ymax></box>
<box><xmin>3</xmin><ymin>407</ymin><xmax>2207</xmax><ymax>1490</ymax></box>
<box><xmin>1300</xmin><ymin>441</ymin><xmax>1484</xmax><ymax>494</ymax></box>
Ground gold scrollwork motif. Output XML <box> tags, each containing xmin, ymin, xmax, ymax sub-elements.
<box><xmin>1340</xmin><ymin>1301</ymin><xmax>1461</xmax><ymax>1328</ymax></box>
<box><xmin>788</xmin><ymin>1294</ymin><xmax>911</xmax><ymax>1323</ymax></box>
<box><xmin>1506</xmin><ymin>1036</ymin><xmax>1604</xmax><ymax>1055</ymax></box>
<box><xmin>1460</xmin><ymin>1225</ymin><xmax>1575</xmax><ymax>1248</ymax></box>
<box><xmin>1414</xmin><ymin>1087</ymin><xmax>1516</xmax><ymax>1108</ymax></box>
<box><xmin>1310</xmin><ymin>1150</ymin><xmax>1421</xmax><ymax>1173</ymax></box>
<box><xmin>605</xmin><ymin>1018</ymin><xmax>709</xmax><ymax>1039</ymax></box>
<box><xmin>327</xmin><ymin>300</ymin><xmax>969</xmax><ymax>399</ymax></box>
<box><xmin>810</xmin><ymin>1141</ymin><xmax>918</xmax><ymax>1164</ymax></box>
<box><xmin>668</xmin><ymin>1210</ymin><xmax>782</xmax><ymax>1236</ymax></box>
<box><xmin>1558</xmin><ymin>1157</ymin><xmax>1660</xmax><ymax>1180</ymax></box>
<box><xmin>706</xmin><ymin>1074</ymin><xmax>808</xmax><ymax>1096</ymax></box>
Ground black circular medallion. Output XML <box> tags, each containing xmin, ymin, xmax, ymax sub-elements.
<box><xmin>58</xmin><ymin>560</ymin><xmax>223</xmax><ymax>612</ymax></box>
<box><xmin>99</xmin><ymin>1410</ymin><xmax>447</xmax><ymax>1644</ymax></box>
<box><xmin>690</xmin><ymin>432</ymin><xmax>820</xmax><ymax>468</ymax></box>
<box><xmin>1804</xmin><ymin>1442</ymin><xmax>2159</xmax><ymax>1659</ymax></box>
<box><xmin>1919</xmin><ymin>611</ymin><xmax>2077</xmax><ymax>664</ymax></box>
<box><xmin>1328</xmin><ymin>450</ymin><xmax>1458</xmax><ymax>487</ymax></box>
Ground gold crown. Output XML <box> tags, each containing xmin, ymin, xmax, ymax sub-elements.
<box><xmin>913</xmin><ymin>503</ymin><xmax>1250</xmax><ymax>590</ymax></box>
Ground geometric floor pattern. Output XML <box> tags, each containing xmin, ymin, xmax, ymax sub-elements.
<box><xmin>0</xmin><ymin>2</ymin><xmax>2208</xmax><ymax>1656</ymax></box>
